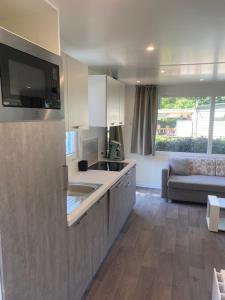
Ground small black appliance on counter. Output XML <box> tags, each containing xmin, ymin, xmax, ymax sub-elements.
<box><xmin>78</xmin><ymin>160</ymin><xmax>88</xmax><ymax>171</ymax></box>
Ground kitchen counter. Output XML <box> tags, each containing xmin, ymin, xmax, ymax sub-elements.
<box><xmin>67</xmin><ymin>160</ymin><xmax>136</xmax><ymax>226</ymax></box>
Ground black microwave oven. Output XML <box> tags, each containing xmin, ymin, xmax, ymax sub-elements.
<box><xmin>0</xmin><ymin>27</ymin><xmax>63</xmax><ymax>121</ymax></box>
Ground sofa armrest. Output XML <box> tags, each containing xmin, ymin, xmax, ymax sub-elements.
<box><xmin>161</xmin><ymin>168</ymin><xmax>169</xmax><ymax>198</ymax></box>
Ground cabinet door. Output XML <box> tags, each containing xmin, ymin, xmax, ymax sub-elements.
<box><xmin>90</xmin><ymin>193</ymin><xmax>108</xmax><ymax>275</ymax></box>
<box><xmin>68</xmin><ymin>213</ymin><xmax>92</xmax><ymax>300</ymax></box>
<box><xmin>88</xmin><ymin>75</ymin><xmax>107</xmax><ymax>127</ymax></box>
<box><xmin>107</xmin><ymin>77</ymin><xmax>120</xmax><ymax>126</ymax></box>
<box><xmin>63</xmin><ymin>53</ymin><xmax>88</xmax><ymax>130</ymax></box>
<box><xmin>0</xmin><ymin>122</ymin><xmax>68</xmax><ymax>300</ymax></box>
<box><xmin>62</xmin><ymin>54</ymin><xmax>69</xmax><ymax>131</ymax></box>
<box><xmin>109</xmin><ymin>177</ymin><xmax>125</xmax><ymax>246</ymax></box>
<box><xmin>124</xmin><ymin>166</ymin><xmax>136</xmax><ymax>217</ymax></box>
<box><xmin>119</xmin><ymin>82</ymin><xmax>125</xmax><ymax>125</ymax></box>
<box><xmin>130</xmin><ymin>166</ymin><xmax>136</xmax><ymax>208</ymax></box>
<box><xmin>68</xmin><ymin>194</ymin><xmax>108</xmax><ymax>300</ymax></box>
<box><xmin>108</xmin><ymin>180</ymin><xmax>119</xmax><ymax>247</ymax></box>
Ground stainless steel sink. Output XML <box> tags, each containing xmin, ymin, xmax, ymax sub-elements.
<box><xmin>67</xmin><ymin>183</ymin><xmax>101</xmax><ymax>214</ymax></box>
<box><xmin>67</xmin><ymin>183</ymin><xmax>101</xmax><ymax>196</ymax></box>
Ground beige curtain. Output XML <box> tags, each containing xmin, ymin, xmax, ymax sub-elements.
<box><xmin>131</xmin><ymin>85</ymin><xmax>158</xmax><ymax>155</ymax></box>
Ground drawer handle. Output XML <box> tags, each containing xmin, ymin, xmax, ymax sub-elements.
<box><xmin>72</xmin><ymin>125</ymin><xmax>80</xmax><ymax>129</ymax></box>
<box><xmin>110</xmin><ymin>122</ymin><xmax>115</xmax><ymax>125</ymax></box>
<box><xmin>95</xmin><ymin>194</ymin><xmax>106</xmax><ymax>206</ymax></box>
<box><xmin>76</xmin><ymin>212</ymin><xmax>88</xmax><ymax>225</ymax></box>
<box><xmin>119</xmin><ymin>122</ymin><xmax>123</xmax><ymax>124</ymax></box>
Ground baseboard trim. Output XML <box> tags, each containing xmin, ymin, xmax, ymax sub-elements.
<box><xmin>136</xmin><ymin>183</ymin><xmax>160</xmax><ymax>189</ymax></box>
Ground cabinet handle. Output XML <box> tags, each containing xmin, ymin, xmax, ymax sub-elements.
<box><xmin>72</xmin><ymin>125</ymin><xmax>79</xmax><ymax>129</ymax></box>
<box><xmin>97</xmin><ymin>199</ymin><xmax>101</xmax><ymax>205</ymax></box>
<box><xmin>76</xmin><ymin>212</ymin><xmax>88</xmax><ymax>225</ymax></box>
<box><xmin>119</xmin><ymin>122</ymin><xmax>123</xmax><ymax>124</ymax></box>
<box><xmin>126</xmin><ymin>182</ymin><xmax>131</xmax><ymax>188</ymax></box>
<box><xmin>110</xmin><ymin>123</ymin><xmax>115</xmax><ymax>126</ymax></box>
<box><xmin>96</xmin><ymin>194</ymin><xmax>106</xmax><ymax>205</ymax></box>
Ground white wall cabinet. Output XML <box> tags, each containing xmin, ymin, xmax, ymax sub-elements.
<box><xmin>63</xmin><ymin>53</ymin><xmax>88</xmax><ymax>131</ymax></box>
<box><xmin>88</xmin><ymin>75</ymin><xmax>125</xmax><ymax>127</ymax></box>
<box><xmin>119</xmin><ymin>81</ymin><xmax>125</xmax><ymax>125</ymax></box>
<box><xmin>0</xmin><ymin>0</ymin><xmax>60</xmax><ymax>55</ymax></box>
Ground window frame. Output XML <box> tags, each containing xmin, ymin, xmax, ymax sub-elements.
<box><xmin>66</xmin><ymin>131</ymin><xmax>78</xmax><ymax>160</ymax></box>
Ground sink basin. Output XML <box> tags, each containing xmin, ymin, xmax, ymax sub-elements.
<box><xmin>66</xmin><ymin>183</ymin><xmax>101</xmax><ymax>215</ymax></box>
<box><xmin>67</xmin><ymin>183</ymin><xmax>101</xmax><ymax>196</ymax></box>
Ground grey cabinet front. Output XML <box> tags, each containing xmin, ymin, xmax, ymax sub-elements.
<box><xmin>108</xmin><ymin>179</ymin><xmax>123</xmax><ymax>248</ymax></box>
<box><xmin>68</xmin><ymin>193</ymin><xmax>108</xmax><ymax>300</ymax></box>
<box><xmin>0</xmin><ymin>122</ymin><xmax>68</xmax><ymax>300</ymax></box>
<box><xmin>90</xmin><ymin>193</ymin><xmax>108</xmax><ymax>275</ymax></box>
<box><xmin>108</xmin><ymin>166</ymin><xmax>136</xmax><ymax>248</ymax></box>
<box><xmin>68</xmin><ymin>212</ymin><xmax>92</xmax><ymax>300</ymax></box>
<box><xmin>124</xmin><ymin>166</ymin><xmax>136</xmax><ymax>217</ymax></box>
<box><xmin>68</xmin><ymin>167</ymin><xmax>136</xmax><ymax>300</ymax></box>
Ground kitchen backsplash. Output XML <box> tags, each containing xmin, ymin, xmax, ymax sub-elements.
<box><xmin>82</xmin><ymin>137</ymin><xmax>98</xmax><ymax>165</ymax></box>
<box><xmin>67</xmin><ymin>127</ymin><xmax>106</xmax><ymax>178</ymax></box>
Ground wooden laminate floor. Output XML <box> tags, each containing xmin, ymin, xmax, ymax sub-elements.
<box><xmin>84</xmin><ymin>188</ymin><xmax>225</xmax><ymax>300</ymax></box>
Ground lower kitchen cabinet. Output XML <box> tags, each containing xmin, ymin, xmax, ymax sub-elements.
<box><xmin>68</xmin><ymin>166</ymin><xmax>136</xmax><ymax>300</ymax></box>
<box><xmin>108</xmin><ymin>178</ymin><xmax>124</xmax><ymax>248</ymax></box>
<box><xmin>68</xmin><ymin>193</ymin><xmax>108</xmax><ymax>300</ymax></box>
<box><xmin>124</xmin><ymin>165</ymin><xmax>136</xmax><ymax>218</ymax></box>
<box><xmin>90</xmin><ymin>193</ymin><xmax>108</xmax><ymax>275</ymax></box>
<box><xmin>108</xmin><ymin>166</ymin><xmax>136</xmax><ymax>249</ymax></box>
<box><xmin>68</xmin><ymin>212</ymin><xmax>92</xmax><ymax>300</ymax></box>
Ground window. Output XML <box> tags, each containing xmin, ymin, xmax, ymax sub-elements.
<box><xmin>66</xmin><ymin>131</ymin><xmax>77</xmax><ymax>156</ymax></box>
<box><xmin>156</xmin><ymin>96</ymin><xmax>225</xmax><ymax>154</ymax></box>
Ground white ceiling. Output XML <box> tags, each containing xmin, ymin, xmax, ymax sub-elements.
<box><xmin>56</xmin><ymin>0</ymin><xmax>225</xmax><ymax>84</ymax></box>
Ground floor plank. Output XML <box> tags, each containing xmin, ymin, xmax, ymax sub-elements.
<box><xmin>85</xmin><ymin>188</ymin><xmax>225</xmax><ymax>300</ymax></box>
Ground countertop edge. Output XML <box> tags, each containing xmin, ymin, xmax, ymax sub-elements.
<box><xmin>67</xmin><ymin>160</ymin><xmax>136</xmax><ymax>227</ymax></box>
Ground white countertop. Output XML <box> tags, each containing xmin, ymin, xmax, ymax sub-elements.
<box><xmin>67</xmin><ymin>160</ymin><xmax>136</xmax><ymax>227</ymax></box>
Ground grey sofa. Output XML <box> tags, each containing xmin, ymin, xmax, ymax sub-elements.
<box><xmin>161</xmin><ymin>157</ymin><xmax>225</xmax><ymax>203</ymax></box>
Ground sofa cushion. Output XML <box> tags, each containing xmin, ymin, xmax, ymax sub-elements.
<box><xmin>216</xmin><ymin>159</ymin><xmax>225</xmax><ymax>177</ymax></box>
<box><xmin>169</xmin><ymin>158</ymin><xmax>189</xmax><ymax>175</ymax></box>
<box><xmin>188</xmin><ymin>158</ymin><xmax>216</xmax><ymax>176</ymax></box>
<box><xmin>168</xmin><ymin>175</ymin><xmax>225</xmax><ymax>193</ymax></box>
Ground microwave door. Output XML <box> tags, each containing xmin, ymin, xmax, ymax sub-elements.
<box><xmin>0</xmin><ymin>42</ymin><xmax>60</xmax><ymax>109</ymax></box>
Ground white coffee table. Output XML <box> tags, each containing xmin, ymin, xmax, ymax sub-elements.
<box><xmin>206</xmin><ymin>195</ymin><xmax>225</xmax><ymax>232</ymax></box>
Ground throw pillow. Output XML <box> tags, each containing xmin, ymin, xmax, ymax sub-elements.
<box><xmin>198</xmin><ymin>159</ymin><xmax>216</xmax><ymax>176</ymax></box>
<box><xmin>188</xmin><ymin>158</ymin><xmax>201</xmax><ymax>175</ymax></box>
<box><xmin>169</xmin><ymin>158</ymin><xmax>190</xmax><ymax>175</ymax></box>
<box><xmin>216</xmin><ymin>159</ymin><xmax>225</xmax><ymax>177</ymax></box>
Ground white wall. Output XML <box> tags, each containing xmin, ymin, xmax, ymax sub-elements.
<box><xmin>123</xmin><ymin>83</ymin><xmax>225</xmax><ymax>189</ymax></box>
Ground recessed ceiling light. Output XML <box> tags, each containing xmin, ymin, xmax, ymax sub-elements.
<box><xmin>200</xmin><ymin>78</ymin><xmax>204</xmax><ymax>82</ymax></box>
<box><xmin>136</xmin><ymin>80</ymin><xmax>141</xmax><ymax>83</ymax></box>
<box><xmin>161</xmin><ymin>70</ymin><xmax>165</xmax><ymax>73</ymax></box>
<box><xmin>146</xmin><ymin>45</ymin><xmax>155</xmax><ymax>51</ymax></box>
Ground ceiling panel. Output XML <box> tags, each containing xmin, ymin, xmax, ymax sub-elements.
<box><xmin>56</xmin><ymin>0</ymin><xmax>225</xmax><ymax>84</ymax></box>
